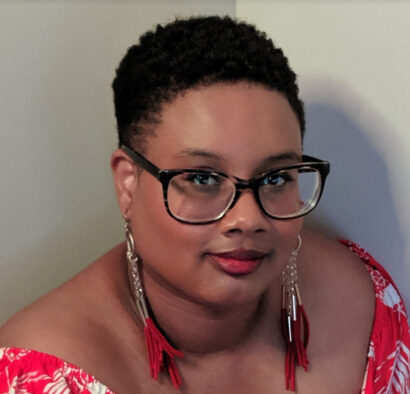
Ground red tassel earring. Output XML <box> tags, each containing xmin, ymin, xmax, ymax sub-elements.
<box><xmin>125</xmin><ymin>222</ymin><xmax>183</xmax><ymax>389</ymax></box>
<box><xmin>281</xmin><ymin>235</ymin><xmax>310</xmax><ymax>392</ymax></box>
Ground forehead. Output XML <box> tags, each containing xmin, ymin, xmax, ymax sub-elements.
<box><xmin>145</xmin><ymin>83</ymin><xmax>302</xmax><ymax>172</ymax></box>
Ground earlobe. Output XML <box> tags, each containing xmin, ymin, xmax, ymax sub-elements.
<box><xmin>110</xmin><ymin>149</ymin><xmax>137</xmax><ymax>219</ymax></box>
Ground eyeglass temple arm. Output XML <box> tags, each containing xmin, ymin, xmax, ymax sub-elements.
<box><xmin>120</xmin><ymin>144</ymin><xmax>160</xmax><ymax>178</ymax></box>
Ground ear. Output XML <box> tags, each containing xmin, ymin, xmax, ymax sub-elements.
<box><xmin>110</xmin><ymin>148</ymin><xmax>137</xmax><ymax>219</ymax></box>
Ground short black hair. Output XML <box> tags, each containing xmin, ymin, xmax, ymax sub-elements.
<box><xmin>112</xmin><ymin>15</ymin><xmax>305</xmax><ymax>150</ymax></box>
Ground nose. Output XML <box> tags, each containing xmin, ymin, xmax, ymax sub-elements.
<box><xmin>218</xmin><ymin>189</ymin><xmax>270</xmax><ymax>236</ymax></box>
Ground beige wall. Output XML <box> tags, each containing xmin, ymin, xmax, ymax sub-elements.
<box><xmin>0</xmin><ymin>1</ymin><xmax>235</xmax><ymax>324</ymax></box>
<box><xmin>237</xmin><ymin>1</ymin><xmax>410</xmax><ymax>309</ymax></box>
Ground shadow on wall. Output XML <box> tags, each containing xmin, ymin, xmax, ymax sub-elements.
<box><xmin>302</xmin><ymin>76</ymin><xmax>407</xmax><ymax>309</ymax></box>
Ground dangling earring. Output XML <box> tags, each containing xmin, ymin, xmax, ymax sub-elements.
<box><xmin>125</xmin><ymin>221</ymin><xmax>183</xmax><ymax>389</ymax></box>
<box><xmin>281</xmin><ymin>235</ymin><xmax>310</xmax><ymax>391</ymax></box>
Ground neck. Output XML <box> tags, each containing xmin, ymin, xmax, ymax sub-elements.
<box><xmin>140</xmin><ymin>269</ymin><xmax>281</xmax><ymax>356</ymax></box>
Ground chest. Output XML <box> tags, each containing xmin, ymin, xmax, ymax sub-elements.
<box><xmin>191</xmin><ymin>359</ymin><xmax>365</xmax><ymax>394</ymax></box>
<box><xmin>111</xmin><ymin>345</ymin><xmax>368</xmax><ymax>394</ymax></box>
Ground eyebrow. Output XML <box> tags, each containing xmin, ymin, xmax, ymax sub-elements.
<box><xmin>177</xmin><ymin>149</ymin><xmax>222</xmax><ymax>160</ymax></box>
<box><xmin>176</xmin><ymin>149</ymin><xmax>302</xmax><ymax>172</ymax></box>
<box><xmin>255</xmin><ymin>152</ymin><xmax>302</xmax><ymax>171</ymax></box>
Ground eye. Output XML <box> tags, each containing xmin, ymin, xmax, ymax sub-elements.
<box><xmin>185</xmin><ymin>172</ymin><xmax>220</xmax><ymax>186</ymax></box>
<box><xmin>262</xmin><ymin>171</ymin><xmax>294</xmax><ymax>187</ymax></box>
<box><xmin>170</xmin><ymin>171</ymin><xmax>226</xmax><ymax>196</ymax></box>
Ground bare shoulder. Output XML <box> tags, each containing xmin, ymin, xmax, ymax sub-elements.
<box><xmin>0</xmin><ymin>243</ymin><xmax>128</xmax><ymax>357</ymax></box>
<box><xmin>298</xmin><ymin>229</ymin><xmax>375</xmax><ymax>387</ymax></box>
<box><xmin>0</xmin><ymin>243</ymin><xmax>150</xmax><ymax>393</ymax></box>
<box><xmin>300</xmin><ymin>229</ymin><xmax>375</xmax><ymax>304</ymax></box>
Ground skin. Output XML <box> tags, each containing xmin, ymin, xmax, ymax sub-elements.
<box><xmin>0</xmin><ymin>83</ymin><xmax>375</xmax><ymax>393</ymax></box>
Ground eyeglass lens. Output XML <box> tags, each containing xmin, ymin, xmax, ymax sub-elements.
<box><xmin>166</xmin><ymin>168</ymin><xmax>321</xmax><ymax>223</ymax></box>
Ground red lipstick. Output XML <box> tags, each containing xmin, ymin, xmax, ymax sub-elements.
<box><xmin>208</xmin><ymin>249</ymin><xmax>267</xmax><ymax>276</ymax></box>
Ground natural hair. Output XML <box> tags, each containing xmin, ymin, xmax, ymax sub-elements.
<box><xmin>112</xmin><ymin>15</ymin><xmax>305</xmax><ymax>151</ymax></box>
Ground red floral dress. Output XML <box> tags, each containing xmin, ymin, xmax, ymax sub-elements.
<box><xmin>0</xmin><ymin>242</ymin><xmax>409</xmax><ymax>393</ymax></box>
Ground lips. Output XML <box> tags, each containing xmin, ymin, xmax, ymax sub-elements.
<box><xmin>208</xmin><ymin>249</ymin><xmax>268</xmax><ymax>276</ymax></box>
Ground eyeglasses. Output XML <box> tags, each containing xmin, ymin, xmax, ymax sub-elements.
<box><xmin>121</xmin><ymin>144</ymin><xmax>330</xmax><ymax>225</ymax></box>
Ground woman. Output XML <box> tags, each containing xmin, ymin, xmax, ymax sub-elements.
<box><xmin>0</xmin><ymin>16</ymin><xmax>409</xmax><ymax>394</ymax></box>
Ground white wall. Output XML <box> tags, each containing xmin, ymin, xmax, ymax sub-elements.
<box><xmin>237</xmin><ymin>1</ymin><xmax>410</xmax><ymax>310</ymax></box>
<box><xmin>0</xmin><ymin>1</ymin><xmax>235</xmax><ymax>324</ymax></box>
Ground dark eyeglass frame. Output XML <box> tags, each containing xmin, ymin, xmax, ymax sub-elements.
<box><xmin>121</xmin><ymin>144</ymin><xmax>330</xmax><ymax>224</ymax></box>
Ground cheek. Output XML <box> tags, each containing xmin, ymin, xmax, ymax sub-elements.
<box><xmin>129</xmin><ymin>178</ymin><xmax>208</xmax><ymax>275</ymax></box>
<box><xmin>276</xmin><ymin>217</ymin><xmax>304</xmax><ymax>238</ymax></box>
<box><xmin>271</xmin><ymin>217</ymin><xmax>304</xmax><ymax>261</ymax></box>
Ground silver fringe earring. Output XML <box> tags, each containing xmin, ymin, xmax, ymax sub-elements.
<box><xmin>281</xmin><ymin>235</ymin><xmax>309</xmax><ymax>391</ymax></box>
<box><xmin>125</xmin><ymin>221</ymin><xmax>183</xmax><ymax>389</ymax></box>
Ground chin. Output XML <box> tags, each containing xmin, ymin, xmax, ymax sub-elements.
<box><xmin>190</xmin><ymin>275</ymin><xmax>270</xmax><ymax>310</ymax></box>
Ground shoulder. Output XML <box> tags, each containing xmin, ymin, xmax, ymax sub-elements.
<box><xmin>299</xmin><ymin>229</ymin><xmax>375</xmax><ymax>310</ymax></box>
<box><xmin>0</xmin><ymin>269</ymin><xmax>94</xmax><ymax>352</ymax></box>
<box><xmin>0</xmin><ymin>243</ymin><xmax>147</xmax><ymax>393</ymax></box>
<box><xmin>299</xmin><ymin>230</ymin><xmax>376</xmax><ymax>379</ymax></box>
<box><xmin>0</xmin><ymin>243</ymin><xmax>128</xmax><ymax>363</ymax></box>
<box><xmin>329</xmin><ymin>240</ymin><xmax>410</xmax><ymax>393</ymax></box>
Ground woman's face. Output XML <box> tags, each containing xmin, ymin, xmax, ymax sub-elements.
<box><xmin>117</xmin><ymin>83</ymin><xmax>303</xmax><ymax>308</ymax></box>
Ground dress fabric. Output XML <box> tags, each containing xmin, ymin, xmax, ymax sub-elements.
<box><xmin>0</xmin><ymin>241</ymin><xmax>409</xmax><ymax>394</ymax></box>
